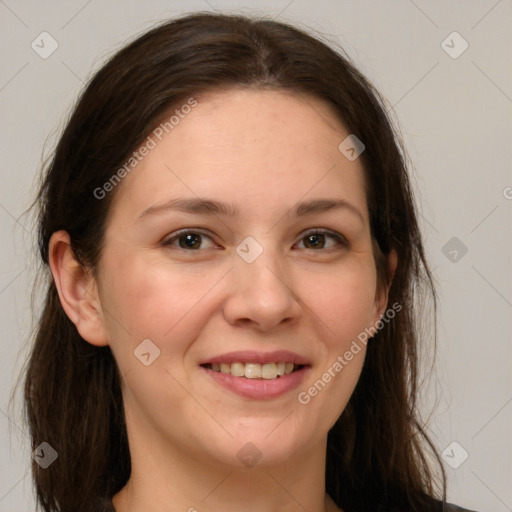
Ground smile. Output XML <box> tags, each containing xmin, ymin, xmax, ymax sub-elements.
<box><xmin>203</xmin><ymin>362</ymin><xmax>301</xmax><ymax>379</ymax></box>
<box><xmin>199</xmin><ymin>350</ymin><xmax>311</xmax><ymax>399</ymax></box>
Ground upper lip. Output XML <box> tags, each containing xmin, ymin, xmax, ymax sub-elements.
<box><xmin>199</xmin><ymin>350</ymin><xmax>311</xmax><ymax>366</ymax></box>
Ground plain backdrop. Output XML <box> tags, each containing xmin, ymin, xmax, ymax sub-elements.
<box><xmin>1</xmin><ymin>1</ymin><xmax>511</xmax><ymax>511</ymax></box>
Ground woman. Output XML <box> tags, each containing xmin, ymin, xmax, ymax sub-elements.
<box><xmin>21</xmin><ymin>12</ymin><xmax>477</xmax><ymax>512</ymax></box>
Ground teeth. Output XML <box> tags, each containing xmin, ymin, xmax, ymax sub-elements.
<box><xmin>231</xmin><ymin>362</ymin><xmax>245</xmax><ymax>377</ymax></box>
<box><xmin>244</xmin><ymin>363</ymin><xmax>261</xmax><ymax>379</ymax></box>
<box><xmin>208</xmin><ymin>362</ymin><xmax>299</xmax><ymax>379</ymax></box>
<box><xmin>261</xmin><ymin>363</ymin><xmax>277</xmax><ymax>380</ymax></box>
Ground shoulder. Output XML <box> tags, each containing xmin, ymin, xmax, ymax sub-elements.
<box><xmin>376</xmin><ymin>500</ymin><xmax>480</xmax><ymax>512</ymax></box>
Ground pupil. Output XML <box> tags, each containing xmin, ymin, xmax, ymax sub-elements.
<box><xmin>179</xmin><ymin>233</ymin><xmax>201</xmax><ymax>249</ymax></box>
<box><xmin>306</xmin><ymin>234</ymin><xmax>324</xmax><ymax>248</ymax></box>
<box><xmin>177</xmin><ymin>233</ymin><xmax>326</xmax><ymax>250</ymax></box>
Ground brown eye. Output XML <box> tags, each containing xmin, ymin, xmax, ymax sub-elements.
<box><xmin>303</xmin><ymin>233</ymin><xmax>327</xmax><ymax>249</ymax></box>
<box><xmin>162</xmin><ymin>230</ymin><xmax>215</xmax><ymax>250</ymax></box>
<box><xmin>296</xmin><ymin>230</ymin><xmax>347</xmax><ymax>250</ymax></box>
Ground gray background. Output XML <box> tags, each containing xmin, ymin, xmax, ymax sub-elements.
<box><xmin>1</xmin><ymin>0</ymin><xmax>511</xmax><ymax>510</ymax></box>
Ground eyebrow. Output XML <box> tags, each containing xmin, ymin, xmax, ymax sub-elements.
<box><xmin>138</xmin><ymin>197</ymin><xmax>365</xmax><ymax>223</ymax></box>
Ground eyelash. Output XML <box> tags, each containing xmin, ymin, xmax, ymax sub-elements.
<box><xmin>161</xmin><ymin>228</ymin><xmax>348</xmax><ymax>252</ymax></box>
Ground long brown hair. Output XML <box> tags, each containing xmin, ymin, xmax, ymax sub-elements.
<box><xmin>16</xmin><ymin>12</ymin><xmax>446</xmax><ymax>511</ymax></box>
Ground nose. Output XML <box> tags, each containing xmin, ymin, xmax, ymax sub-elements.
<box><xmin>222</xmin><ymin>249</ymin><xmax>301</xmax><ymax>332</ymax></box>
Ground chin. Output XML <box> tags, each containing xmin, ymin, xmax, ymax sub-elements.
<box><xmin>202</xmin><ymin>425</ymin><xmax>311</xmax><ymax>469</ymax></box>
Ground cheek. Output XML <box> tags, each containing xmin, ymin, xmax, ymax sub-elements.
<box><xmin>296</xmin><ymin>258</ymin><xmax>378</xmax><ymax>347</ymax></box>
<box><xmin>99</xmin><ymin>252</ymin><xmax>227</xmax><ymax>355</ymax></box>
<box><xmin>294</xmin><ymin>263</ymin><xmax>373</xmax><ymax>428</ymax></box>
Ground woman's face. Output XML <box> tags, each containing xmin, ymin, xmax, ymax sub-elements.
<box><xmin>95</xmin><ymin>88</ymin><xmax>394</xmax><ymax>468</ymax></box>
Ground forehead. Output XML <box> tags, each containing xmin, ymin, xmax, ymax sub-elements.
<box><xmin>107</xmin><ymin>88</ymin><xmax>369</xmax><ymax>224</ymax></box>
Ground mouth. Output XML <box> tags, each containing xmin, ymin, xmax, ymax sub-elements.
<box><xmin>199</xmin><ymin>350</ymin><xmax>311</xmax><ymax>399</ymax></box>
<box><xmin>201</xmin><ymin>362</ymin><xmax>304</xmax><ymax>380</ymax></box>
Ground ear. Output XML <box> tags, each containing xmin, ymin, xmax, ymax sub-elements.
<box><xmin>48</xmin><ymin>230</ymin><xmax>109</xmax><ymax>347</ymax></box>
<box><xmin>370</xmin><ymin>248</ymin><xmax>398</xmax><ymax>326</ymax></box>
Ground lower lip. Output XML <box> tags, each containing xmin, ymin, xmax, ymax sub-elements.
<box><xmin>201</xmin><ymin>366</ymin><xmax>311</xmax><ymax>399</ymax></box>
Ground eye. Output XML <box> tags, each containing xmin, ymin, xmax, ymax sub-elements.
<box><xmin>295</xmin><ymin>229</ymin><xmax>347</xmax><ymax>250</ymax></box>
<box><xmin>161</xmin><ymin>229</ymin><xmax>217</xmax><ymax>250</ymax></box>
<box><xmin>161</xmin><ymin>228</ymin><xmax>347</xmax><ymax>252</ymax></box>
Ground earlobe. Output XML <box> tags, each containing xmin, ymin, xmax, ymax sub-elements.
<box><xmin>372</xmin><ymin>248</ymin><xmax>398</xmax><ymax>324</ymax></box>
<box><xmin>48</xmin><ymin>230</ymin><xmax>109</xmax><ymax>347</ymax></box>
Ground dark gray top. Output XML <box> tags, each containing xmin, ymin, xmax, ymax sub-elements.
<box><xmin>444</xmin><ymin>504</ymin><xmax>478</xmax><ymax>512</ymax></box>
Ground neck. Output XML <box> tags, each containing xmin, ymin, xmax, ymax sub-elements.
<box><xmin>112</xmin><ymin>411</ymin><xmax>341</xmax><ymax>512</ymax></box>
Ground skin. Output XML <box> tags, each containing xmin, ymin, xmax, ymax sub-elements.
<box><xmin>50</xmin><ymin>88</ymin><xmax>397</xmax><ymax>512</ymax></box>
